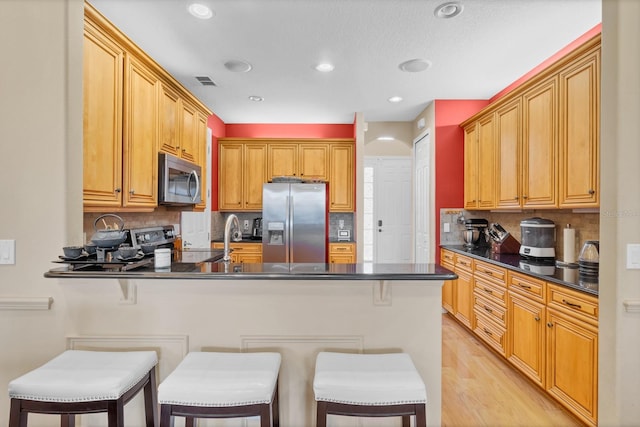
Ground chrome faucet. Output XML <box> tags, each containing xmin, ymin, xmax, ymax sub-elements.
<box><xmin>223</xmin><ymin>214</ymin><xmax>240</xmax><ymax>262</ymax></box>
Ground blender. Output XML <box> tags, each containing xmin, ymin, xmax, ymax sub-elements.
<box><xmin>462</xmin><ymin>219</ymin><xmax>489</xmax><ymax>248</ymax></box>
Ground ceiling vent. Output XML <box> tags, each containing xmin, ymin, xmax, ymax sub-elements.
<box><xmin>195</xmin><ymin>76</ymin><xmax>217</xmax><ymax>86</ymax></box>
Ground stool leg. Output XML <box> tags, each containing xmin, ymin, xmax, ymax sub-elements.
<box><xmin>316</xmin><ymin>401</ymin><xmax>328</xmax><ymax>427</ymax></box>
<box><xmin>272</xmin><ymin>380</ymin><xmax>280</xmax><ymax>427</ymax></box>
<box><xmin>61</xmin><ymin>414</ymin><xmax>75</xmax><ymax>427</ymax></box>
<box><xmin>259</xmin><ymin>404</ymin><xmax>271</xmax><ymax>427</ymax></box>
<box><xmin>159</xmin><ymin>404</ymin><xmax>172</xmax><ymax>427</ymax></box>
<box><xmin>9</xmin><ymin>399</ymin><xmax>27</xmax><ymax>427</ymax></box>
<box><xmin>144</xmin><ymin>367</ymin><xmax>158</xmax><ymax>427</ymax></box>
<box><xmin>415</xmin><ymin>403</ymin><xmax>427</xmax><ymax>427</ymax></box>
<box><xmin>402</xmin><ymin>415</ymin><xmax>410</xmax><ymax>427</ymax></box>
<box><xmin>106</xmin><ymin>399</ymin><xmax>125</xmax><ymax>427</ymax></box>
<box><xmin>185</xmin><ymin>417</ymin><xmax>195</xmax><ymax>427</ymax></box>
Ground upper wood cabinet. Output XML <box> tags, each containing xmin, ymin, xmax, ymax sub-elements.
<box><xmin>461</xmin><ymin>34</ymin><xmax>600</xmax><ymax>210</ymax></box>
<box><xmin>219</xmin><ymin>138</ymin><xmax>354</xmax><ymax>212</ymax></box>
<box><xmin>83</xmin><ymin>3</ymin><xmax>211</xmax><ymax>212</ymax></box>
<box><xmin>218</xmin><ymin>142</ymin><xmax>267</xmax><ymax>211</ymax></box>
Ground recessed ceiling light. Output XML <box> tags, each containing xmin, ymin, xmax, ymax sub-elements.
<box><xmin>315</xmin><ymin>63</ymin><xmax>335</xmax><ymax>72</ymax></box>
<box><xmin>388</xmin><ymin>96</ymin><xmax>403</xmax><ymax>103</ymax></box>
<box><xmin>224</xmin><ymin>60</ymin><xmax>252</xmax><ymax>73</ymax></box>
<box><xmin>188</xmin><ymin>3</ymin><xmax>213</xmax><ymax>19</ymax></box>
<box><xmin>248</xmin><ymin>95</ymin><xmax>264</xmax><ymax>102</ymax></box>
<box><xmin>399</xmin><ymin>58</ymin><xmax>432</xmax><ymax>73</ymax></box>
<box><xmin>434</xmin><ymin>2</ymin><xmax>463</xmax><ymax>19</ymax></box>
<box><xmin>376</xmin><ymin>136</ymin><xmax>395</xmax><ymax>141</ymax></box>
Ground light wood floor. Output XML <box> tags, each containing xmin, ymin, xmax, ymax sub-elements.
<box><xmin>441</xmin><ymin>313</ymin><xmax>583</xmax><ymax>427</ymax></box>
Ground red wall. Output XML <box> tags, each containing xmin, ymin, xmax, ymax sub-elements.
<box><xmin>433</xmin><ymin>100</ymin><xmax>489</xmax><ymax>262</ymax></box>
<box><xmin>225</xmin><ymin>123</ymin><xmax>354</xmax><ymax>139</ymax></box>
<box><xmin>207</xmin><ymin>114</ymin><xmax>226</xmax><ymax>211</ymax></box>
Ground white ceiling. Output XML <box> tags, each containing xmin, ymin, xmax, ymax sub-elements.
<box><xmin>89</xmin><ymin>0</ymin><xmax>601</xmax><ymax>124</ymax></box>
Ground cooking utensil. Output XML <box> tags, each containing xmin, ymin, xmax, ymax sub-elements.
<box><xmin>90</xmin><ymin>214</ymin><xmax>127</xmax><ymax>248</ymax></box>
<box><xmin>63</xmin><ymin>246</ymin><xmax>83</xmax><ymax>258</ymax></box>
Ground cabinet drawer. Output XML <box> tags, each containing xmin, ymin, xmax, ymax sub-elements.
<box><xmin>509</xmin><ymin>271</ymin><xmax>546</xmax><ymax>302</ymax></box>
<box><xmin>547</xmin><ymin>283</ymin><xmax>598</xmax><ymax>323</ymax></box>
<box><xmin>441</xmin><ymin>249</ymin><xmax>455</xmax><ymax>266</ymax></box>
<box><xmin>474</xmin><ymin>293</ymin><xmax>506</xmax><ymax>327</ymax></box>
<box><xmin>212</xmin><ymin>242</ymin><xmax>262</xmax><ymax>253</ymax></box>
<box><xmin>474</xmin><ymin>312</ymin><xmax>507</xmax><ymax>356</ymax></box>
<box><xmin>454</xmin><ymin>254</ymin><xmax>473</xmax><ymax>272</ymax></box>
<box><xmin>329</xmin><ymin>243</ymin><xmax>354</xmax><ymax>253</ymax></box>
<box><xmin>474</xmin><ymin>259</ymin><xmax>507</xmax><ymax>284</ymax></box>
<box><xmin>474</xmin><ymin>275</ymin><xmax>507</xmax><ymax>306</ymax></box>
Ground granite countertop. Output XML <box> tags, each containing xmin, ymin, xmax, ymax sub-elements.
<box><xmin>442</xmin><ymin>245</ymin><xmax>598</xmax><ymax>296</ymax></box>
<box><xmin>45</xmin><ymin>248</ymin><xmax>456</xmax><ymax>281</ymax></box>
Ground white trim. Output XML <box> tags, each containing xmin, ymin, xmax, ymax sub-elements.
<box><xmin>0</xmin><ymin>297</ymin><xmax>53</xmax><ymax>310</ymax></box>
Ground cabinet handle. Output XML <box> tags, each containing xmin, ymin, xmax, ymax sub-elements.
<box><xmin>522</xmin><ymin>195</ymin><xmax>528</xmax><ymax>199</ymax></box>
<box><xmin>115</xmin><ymin>188</ymin><xmax>121</xmax><ymax>193</ymax></box>
<box><xmin>547</xmin><ymin>322</ymin><xmax>553</xmax><ymax>328</ymax></box>
<box><xmin>129</xmin><ymin>189</ymin><xmax>135</xmax><ymax>194</ymax></box>
<box><xmin>483</xmin><ymin>306</ymin><xmax>493</xmax><ymax>313</ymax></box>
<box><xmin>483</xmin><ymin>328</ymin><xmax>493</xmax><ymax>336</ymax></box>
<box><xmin>562</xmin><ymin>299</ymin><xmax>582</xmax><ymax>309</ymax></box>
<box><xmin>517</xmin><ymin>283</ymin><xmax>531</xmax><ymax>289</ymax></box>
<box><xmin>483</xmin><ymin>288</ymin><xmax>493</xmax><ymax>294</ymax></box>
<box><xmin>483</xmin><ymin>269</ymin><xmax>494</xmax><ymax>275</ymax></box>
<box><xmin>535</xmin><ymin>316</ymin><xmax>540</xmax><ymax>321</ymax></box>
<box><xmin>588</xmin><ymin>189</ymin><xmax>595</xmax><ymax>195</ymax></box>
<box><xmin>514</xmin><ymin>196</ymin><xmax>519</xmax><ymax>200</ymax></box>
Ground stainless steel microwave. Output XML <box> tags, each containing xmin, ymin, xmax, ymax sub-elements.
<box><xmin>158</xmin><ymin>153</ymin><xmax>201</xmax><ymax>205</ymax></box>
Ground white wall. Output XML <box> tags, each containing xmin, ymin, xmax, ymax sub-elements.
<box><xmin>0</xmin><ymin>1</ymin><xmax>638</xmax><ymax>425</ymax></box>
<box><xmin>363</xmin><ymin>121</ymin><xmax>413</xmax><ymax>156</ymax></box>
<box><xmin>599</xmin><ymin>1</ymin><xmax>640</xmax><ymax>425</ymax></box>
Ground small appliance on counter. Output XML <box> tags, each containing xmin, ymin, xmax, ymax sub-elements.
<box><xmin>462</xmin><ymin>218</ymin><xmax>489</xmax><ymax>249</ymax></box>
<box><xmin>487</xmin><ymin>223</ymin><xmax>521</xmax><ymax>254</ymax></box>
<box><xmin>519</xmin><ymin>217</ymin><xmax>556</xmax><ymax>260</ymax></box>
<box><xmin>252</xmin><ymin>217</ymin><xmax>263</xmax><ymax>240</ymax></box>
<box><xmin>578</xmin><ymin>240</ymin><xmax>599</xmax><ymax>278</ymax></box>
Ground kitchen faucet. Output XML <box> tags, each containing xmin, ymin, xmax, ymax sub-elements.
<box><xmin>223</xmin><ymin>214</ymin><xmax>240</xmax><ymax>262</ymax></box>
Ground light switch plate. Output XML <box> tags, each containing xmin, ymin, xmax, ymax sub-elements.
<box><xmin>0</xmin><ymin>239</ymin><xmax>16</xmax><ymax>265</ymax></box>
<box><xmin>627</xmin><ymin>244</ymin><xmax>640</xmax><ymax>269</ymax></box>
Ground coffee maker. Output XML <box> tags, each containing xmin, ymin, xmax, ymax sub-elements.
<box><xmin>251</xmin><ymin>217</ymin><xmax>263</xmax><ymax>240</ymax></box>
<box><xmin>462</xmin><ymin>219</ymin><xmax>489</xmax><ymax>248</ymax></box>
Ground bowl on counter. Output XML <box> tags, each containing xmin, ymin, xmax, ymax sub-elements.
<box><xmin>83</xmin><ymin>243</ymin><xmax>97</xmax><ymax>255</ymax></box>
<box><xmin>63</xmin><ymin>246</ymin><xmax>84</xmax><ymax>258</ymax></box>
<box><xmin>117</xmin><ymin>246</ymin><xmax>139</xmax><ymax>259</ymax></box>
<box><xmin>140</xmin><ymin>243</ymin><xmax>156</xmax><ymax>255</ymax></box>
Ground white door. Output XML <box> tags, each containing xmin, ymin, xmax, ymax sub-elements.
<box><xmin>363</xmin><ymin>157</ymin><xmax>412</xmax><ymax>263</ymax></box>
<box><xmin>414</xmin><ymin>131</ymin><xmax>431</xmax><ymax>263</ymax></box>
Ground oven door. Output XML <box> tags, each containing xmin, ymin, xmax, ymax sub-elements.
<box><xmin>159</xmin><ymin>153</ymin><xmax>201</xmax><ymax>205</ymax></box>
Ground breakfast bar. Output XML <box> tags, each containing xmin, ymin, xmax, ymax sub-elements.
<box><xmin>46</xmin><ymin>260</ymin><xmax>454</xmax><ymax>427</ymax></box>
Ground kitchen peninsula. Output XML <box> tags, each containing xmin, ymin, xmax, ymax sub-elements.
<box><xmin>46</xmin><ymin>260</ymin><xmax>455</xmax><ymax>427</ymax></box>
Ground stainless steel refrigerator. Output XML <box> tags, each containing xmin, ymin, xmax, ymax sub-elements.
<box><xmin>262</xmin><ymin>182</ymin><xmax>327</xmax><ymax>263</ymax></box>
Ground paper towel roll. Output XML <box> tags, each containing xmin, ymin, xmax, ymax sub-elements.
<box><xmin>564</xmin><ymin>225</ymin><xmax>576</xmax><ymax>264</ymax></box>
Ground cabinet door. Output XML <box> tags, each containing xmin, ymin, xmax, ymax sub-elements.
<box><xmin>159</xmin><ymin>84</ymin><xmax>180</xmax><ymax>156</ymax></box>
<box><xmin>244</xmin><ymin>143</ymin><xmax>267</xmax><ymax>210</ymax></box>
<box><xmin>463</xmin><ymin>125</ymin><xmax>478</xmax><ymax>209</ymax></box>
<box><xmin>454</xmin><ymin>269</ymin><xmax>474</xmax><ymax>329</ymax></box>
<box><xmin>441</xmin><ymin>249</ymin><xmax>455</xmax><ymax>313</ymax></box>
<box><xmin>329</xmin><ymin>144</ymin><xmax>354</xmax><ymax>212</ymax></box>
<box><xmin>546</xmin><ymin>308</ymin><xmax>598</xmax><ymax>425</ymax></box>
<box><xmin>495</xmin><ymin>99</ymin><xmax>522</xmax><ymax>208</ymax></box>
<box><xmin>180</xmin><ymin>101</ymin><xmax>198</xmax><ymax>163</ymax></box>
<box><xmin>195</xmin><ymin>113</ymin><xmax>208</xmax><ymax>210</ymax></box>
<box><xmin>299</xmin><ymin>144</ymin><xmax>329</xmax><ymax>180</ymax></box>
<box><xmin>268</xmin><ymin>144</ymin><xmax>297</xmax><ymax>179</ymax></box>
<box><xmin>219</xmin><ymin>143</ymin><xmax>244</xmax><ymax>210</ymax></box>
<box><xmin>522</xmin><ymin>77</ymin><xmax>558</xmax><ymax>208</ymax></box>
<box><xmin>559</xmin><ymin>50</ymin><xmax>600</xmax><ymax>208</ymax></box>
<box><xmin>508</xmin><ymin>291</ymin><xmax>546</xmax><ymax>388</ymax></box>
<box><xmin>83</xmin><ymin>22</ymin><xmax>124</xmax><ymax>207</ymax></box>
<box><xmin>329</xmin><ymin>243</ymin><xmax>355</xmax><ymax>263</ymax></box>
<box><xmin>477</xmin><ymin>115</ymin><xmax>496</xmax><ymax>209</ymax></box>
<box><xmin>123</xmin><ymin>56</ymin><xmax>158</xmax><ymax>207</ymax></box>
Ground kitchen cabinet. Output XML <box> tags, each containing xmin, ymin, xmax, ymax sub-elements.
<box><xmin>329</xmin><ymin>143</ymin><xmax>354</xmax><ymax>212</ymax></box>
<box><xmin>440</xmin><ymin>249</ymin><xmax>455</xmax><ymax>313</ymax></box>
<box><xmin>83</xmin><ymin>4</ymin><xmax>212</xmax><ymax>212</ymax></box>
<box><xmin>507</xmin><ymin>271</ymin><xmax>547</xmax><ymax>388</ymax></box>
<box><xmin>329</xmin><ymin>243</ymin><xmax>356</xmax><ymax>264</ymax></box>
<box><xmin>122</xmin><ymin>56</ymin><xmax>159</xmax><ymax>208</ymax></box>
<box><xmin>219</xmin><ymin>142</ymin><xmax>267</xmax><ymax>211</ymax></box>
<box><xmin>460</xmin><ymin>34</ymin><xmax>600</xmax><ymax>211</ymax></box>
<box><xmin>194</xmin><ymin>113</ymin><xmax>208</xmax><ymax>211</ymax></box>
<box><xmin>267</xmin><ymin>142</ymin><xmax>328</xmax><ymax>181</ymax></box>
<box><xmin>472</xmin><ymin>260</ymin><xmax>508</xmax><ymax>355</ymax></box>
<box><xmin>82</xmin><ymin>17</ymin><xmax>124</xmax><ymax>208</ymax></box>
<box><xmin>546</xmin><ymin>283</ymin><xmax>598</xmax><ymax>426</ymax></box>
<box><xmin>453</xmin><ymin>254</ymin><xmax>474</xmax><ymax>329</ymax></box>
<box><xmin>558</xmin><ymin>48</ymin><xmax>600</xmax><ymax>208</ymax></box>
<box><xmin>212</xmin><ymin>242</ymin><xmax>263</xmax><ymax>263</ymax></box>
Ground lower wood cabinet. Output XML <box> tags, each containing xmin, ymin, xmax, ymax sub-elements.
<box><xmin>212</xmin><ymin>242</ymin><xmax>262</xmax><ymax>263</ymax></box>
<box><xmin>440</xmin><ymin>249</ymin><xmax>598</xmax><ymax>426</ymax></box>
<box><xmin>329</xmin><ymin>243</ymin><xmax>355</xmax><ymax>263</ymax></box>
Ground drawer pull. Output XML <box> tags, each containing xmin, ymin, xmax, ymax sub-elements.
<box><xmin>483</xmin><ymin>288</ymin><xmax>493</xmax><ymax>294</ymax></box>
<box><xmin>483</xmin><ymin>270</ymin><xmax>494</xmax><ymax>275</ymax></box>
<box><xmin>535</xmin><ymin>316</ymin><xmax>540</xmax><ymax>321</ymax></box>
<box><xmin>483</xmin><ymin>306</ymin><xmax>493</xmax><ymax>313</ymax></box>
<box><xmin>483</xmin><ymin>328</ymin><xmax>493</xmax><ymax>336</ymax></box>
<box><xmin>517</xmin><ymin>283</ymin><xmax>532</xmax><ymax>289</ymax></box>
<box><xmin>562</xmin><ymin>299</ymin><xmax>582</xmax><ymax>309</ymax></box>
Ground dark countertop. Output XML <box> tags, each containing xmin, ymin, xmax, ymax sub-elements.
<box><xmin>442</xmin><ymin>245</ymin><xmax>598</xmax><ymax>296</ymax></box>
<box><xmin>45</xmin><ymin>249</ymin><xmax>456</xmax><ymax>281</ymax></box>
<box><xmin>210</xmin><ymin>238</ymin><xmax>356</xmax><ymax>243</ymax></box>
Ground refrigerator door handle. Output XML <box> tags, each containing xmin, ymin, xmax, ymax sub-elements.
<box><xmin>285</xmin><ymin>195</ymin><xmax>291</xmax><ymax>263</ymax></box>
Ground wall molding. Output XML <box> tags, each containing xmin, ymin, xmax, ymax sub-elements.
<box><xmin>623</xmin><ymin>300</ymin><xmax>640</xmax><ymax>313</ymax></box>
<box><xmin>0</xmin><ymin>297</ymin><xmax>53</xmax><ymax>311</ymax></box>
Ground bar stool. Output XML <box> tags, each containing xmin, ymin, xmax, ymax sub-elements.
<box><xmin>8</xmin><ymin>350</ymin><xmax>158</xmax><ymax>427</ymax></box>
<box><xmin>158</xmin><ymin>352</ymin><xmax>281</xmax><ymax>427</ymax></box>
<box><xmin>313</xmin><ymin>352</ymin><xmax>427</xmax><ymax>427</ymax></box>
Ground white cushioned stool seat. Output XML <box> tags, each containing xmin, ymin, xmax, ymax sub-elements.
<box><xmin>8</xmin><ymin>350</ymin><xmax>158</xmax><ymax>427</ymax></box>
<box><xmin>313</xmin><ymin>352</ymin><xmax>427</xmax><ymax>427</ymax></box>
<box><xmin>158</xmin><ymin>352</ymin><xmax>281</xmax><ymax>427</ymax></box>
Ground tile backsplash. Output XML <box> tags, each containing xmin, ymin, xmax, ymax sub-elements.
<box><xmin>440</xmin><ymin>208</ymin><xmax>600</xmax><ymax>260</ymax></box>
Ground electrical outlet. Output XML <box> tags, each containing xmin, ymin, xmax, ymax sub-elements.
<box><xmin>243</xmin><ymin>220</ymin><xmax>250</xmax><ymax>231</ymax></box>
